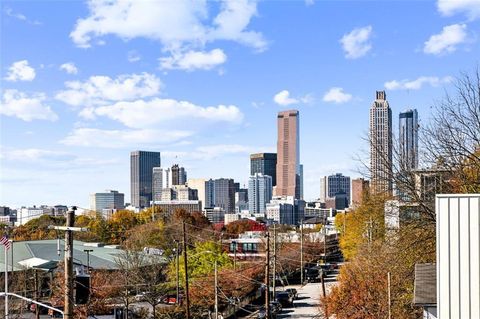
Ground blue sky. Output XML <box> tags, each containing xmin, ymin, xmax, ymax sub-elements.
<box><xmin>1</xmin><ymin>0</ymin><xmax>479</xmax><ymax>209</ymax></box>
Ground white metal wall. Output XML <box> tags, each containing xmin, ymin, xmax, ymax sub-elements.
<box><xmin>437</xmin><ymin>194</ymin><xmax>480</xmax><ymax>319</ymax></box>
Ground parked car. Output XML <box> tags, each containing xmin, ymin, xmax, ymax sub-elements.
<box><xmin>275</xmin><ymin>291</ymin><xmax>294</xmax><ymax>307</ymax></box>
<box><xmin>306</xmin><ymin>266</ymin><xmax>326</xmax><ymax>283</ymax></box>
<box><xmin>270</xmin><ymin>301</ymin><xmax>282</xmax><ymax>313</ymax></box>
<box><xmin>285</xmin><ymin>288</ymin><xmax>298</xmax><ymax>300</ymax></box>
<box><xmin>134</xmin><ymin>292</ymin><xmax>148</xmax><ymax>302</ymax></box>
<box><xmin>160</xmin><ymin>294</ymin><xmax>183</xmax><ymax>304</ymax></box>
<box><xmin>257</xmin><ymin>306</ymin><xmax>277</xmax><ymax>319</ymax></box>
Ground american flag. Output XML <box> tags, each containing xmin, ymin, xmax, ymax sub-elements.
<box><xmin>0</xmin><ymin>235</ymin><xmax>11</xmax><ymax>250</ymax></box>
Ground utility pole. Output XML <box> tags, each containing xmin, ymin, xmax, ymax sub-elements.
<box><xmin>214</xmin><ymin>260</ymin><xmax>218</xmax><ymax>319</ymax></box>
<box><xmin>323</xmin><ymin>224</ymin><xmax>327</xmax><ymax>264</ymax></box>
<box><xmin>183</xmin><ymin>222</ymin><xmax>190</xmax><ymax>319</ymax></box>
<box><xmin>174</xmin><ymin>240</ymin><xmax>180</xmax><ymax>305</ymax></box>
<box><xmin>49</xmin><ymin>207</ymin><xmax>87</xmax><ymax>319</ymax></box>
<box><xmin>300</xmin><ymin>220</ymin><xmax>304</xmax><ymax>285</ymax></box>
<box><xmin>34</xmin><ymin>269</ymin><xmax>40</xmax><ymax>319</ymax></box>
<box><xmin>264</xmin><ymin>232</ymin><xmax>270</xmax><ymax>318</ymax></box>
<box><xmin>65</xmin><ymin>207</ymin><xmax>75</xmax><ymax>319</ymax></box>
<box><xmin>387</xmin><ymin>272</ymin><xmax>391</xmax><ymax>319</ymax></box>
<box><xmin>272</xmin><ymin>225</ymin><xmax>276</xmax><ymax>298</ymax></box>
<box><xmin>232</xmin><ymin>241</ymin><xmax>237</xmax><ymax>271</ymax></box>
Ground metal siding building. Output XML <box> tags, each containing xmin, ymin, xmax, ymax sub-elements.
<box><xmin>436</xmin><ymin>194</ymin><xmax>480</xmax><ymax>319</ymax></box>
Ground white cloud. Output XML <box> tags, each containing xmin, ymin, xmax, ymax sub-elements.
<box><xmin>273</xmin><ymin>90</ymin><xmax>313</xmax><ymax>106</ymax></box>
<box><xmin>424</xmin><ymin>24</ymin><xmax>467</xmax><ymax>55</ymax></box>
<box><xmin>60</xmin><ymin>128</ymin><xmax>192</xmax><ymax>148</ymax></box>
<box><xmin>340</xmin><ymin>26</ymin><xmax>372</xmax><ymax>59</ymax></box>
<box><xmin>437</xmin><ymin>0</ymin><xmax>480</xmax><ymax>20</ymax></box>
<box><xmin>92</xmin><ymin>98</ymin><xmax>244</xmax><ymax>128</ymax></box>
<box><xmin>385</xmin><ymin>76</ymin><xmax>453</xmax><ymax>90</ymax></box>
<box><xmin>160</xmin><ymin>48</ymin><xmax>227</xmax><ymax>71</ymax></box>
<box><xmin>274</xmin><ymin>90</ymin><xmax>298</xmax><ymax>106</ymax></box>
<box><xmin>0</xmin><ymin>148</ymin><xmax>74</xmax><ymax>162</ymax></box>
<box><xmin>4</xmin><ymin>7</ymin><xmax>41</xmax><ymax>25</ymax></box>
<box><xmin>59</xmin><ymin>62</ymin><xmax>78</xmax><ymax>74</ymax></box>
<box><xmin>305</xmin><ymin>0</ymin><xmax>315</xmax><ymax>6</ymax></box>
<box><xmin>55</xmin><ymin>72</ymin><xmax>161</xmax><ymax>107</ymax></box>
<box><xmin>164</xmin><ymin>144</ymin><xmax>274</xmax><ymax>161</ymax></box>
<box><xmin>322</xmin><ymin>87</ymin><xmax>352</xmax><ymax>104</ymax></box>
<box><xmin>1</xmin><ymin>89</ymin><xmax>58</xmax><ymax>122</ymax></box>
<box><xmin>5</xmin><ymin>60</ymin><xmax>36</xmax><ymax>81</ymax></box>
<box><xmin>70</xmin><ymin>0</ymin><xmax>266</xmax><ymax>51</ymax></box>
<box><xmin>127</xmin><ymin>50</ymin><xmax>141</xmax><ymax>62</ymax></box>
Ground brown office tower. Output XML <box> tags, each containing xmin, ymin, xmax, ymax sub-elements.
<box><xmin>351</xmin><ymin>178</ymin><xmax>370</xmax><ymax>208</ymax></box>
<box><xmin>276</xmin><ymin>110</ymin><xmax>300</xmax><ymax>198</ymax></box>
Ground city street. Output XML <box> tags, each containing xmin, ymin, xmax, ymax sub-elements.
<box><xmin>277</xmin><ymin>271</ymin><xmax>338</xmax><ymax>319</ymax></box>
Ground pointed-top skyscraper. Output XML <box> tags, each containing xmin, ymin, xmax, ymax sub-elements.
<box><xmin>370</xmin><ymin>91</ymin><xmax>393</xmax><ymax>195</ymax></box>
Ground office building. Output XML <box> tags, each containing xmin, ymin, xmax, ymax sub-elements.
<box><xmin>130</xmin><ymin>151</ymin><xmax>161</xmax><ymax>208</ymax></box>
<box><xmin>235</xmin><ymin>189</ymin><xmax>249</xmax><ymax>213</ymax></box>
<box><xmin>152</xmin><ymin>167</ymin><xmax>165</xmax><ymax>202</ymax></box>
<box><xmin>370</xmin><ymin>91</ymin><xmax>393</xmax><ymax>195</ymax></box>
<box><xmin>17</xmin><ymin>206</ymin><xmax>46</xmax><ymax>226</ymax></box>
<box><xmin>320</xmin><ymin>173</ymin><xmax>351</xmax><ymax>205</ymax></box>
<box><xmin>152</xmin><ymin>200</ymin><xmax>202</xmax><ymax>217</ymax></box>
<box><xmin>248</xmin><ymin>173</ymin><xmax>273</xmax><ymax>214</ymax></box>
<box><xmin>204</xmin><ymin>207</ymin><xmax>225</xmax><ymax>224</ymax></box>
<box><xmin>399</xmin><ymin>109</ymin><xmax>419</xmax><ymax>171</ymax></box>
<box><xmin>250</xmin><ymin>153</ymin><xmax>277</xmax><ymax>186</ymax></box>
<box><xmin>90</xmin><ymin>190</ymin><xmax>125</xmax><ymax>212</ymax></box>
<box><xmin>188</xmin><ymin>178</ymin><xmax>212</xmax><ymax>207</ymax></box>
<box><xmin>276</xmin><ymin>110</ymin><xmax>301</xmax><ymax>198</ymax></box>
<box><xmin>351</xmin><ymin>178</ymin><xmax>370</xmax><ymax>208</ymax></box>
<box><xmin>171</xmin><ymin>164</ymin><xmax>187</xmax><ymax>185</ymax></box>
<box><xmin>160</xmin><ymin>185</ymin><xmax>198</xmax><ymax>201</ymax></box>
<box><xmin>266</xmin><ymin>196</ymin><xmax>304</xmax><ymax>225</ymax></box>
<box><xmin>214</xmin><ymin>178</ymin><xmax>235</xmax><ymax>213</ymax></box>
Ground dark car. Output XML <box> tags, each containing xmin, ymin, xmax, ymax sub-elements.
<box><xmin>306</xmin><ymin>267</ymin><xmax>324</xmax><ymax>282</ymax></box>
<box><xmin>257</xmin><ymin>306</ymin><xmax>277</xmax><ymax>319</ymax></box>
<box><xmin>270</xmin><ymin>301</ymin><xmax>282</xmax><ymax>313</ymax></box>
<box><xmin>275</xmin><ymin>291</ymin><xmax>294</xmax><ymax>307</ymax></box>
<box><xmin>285</xmin><ymin>288</ymin><xmax>298</xmax><ymax>300</ymax></box>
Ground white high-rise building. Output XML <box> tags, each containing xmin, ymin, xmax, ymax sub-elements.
<box><xmin>248</xmin><ymin>173</ymin><xmax>273</xmax><ymax>214</ymax></box>
<box><xmin>370</xmin><ymin>91</ymin><xmax>393</xmax><ymax>195</ymax></box>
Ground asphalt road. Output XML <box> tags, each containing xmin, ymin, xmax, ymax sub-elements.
<box><xmin>276</xmin><ymin>271</ymin><xmax>338</xmax><ymax>319</ymax></box>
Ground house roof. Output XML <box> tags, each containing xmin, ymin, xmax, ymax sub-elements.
<box><xmin>413</xmin><ymin>263</ymin><xmax>436</xmax><ymax>306</ymax></box>
<box><xmin>0</xmin><ymin>239</ymin><xmax>126</xmax><ymax>272</ymax></box>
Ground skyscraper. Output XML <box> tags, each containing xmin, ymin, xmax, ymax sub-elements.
<box><xmin>171</xmin><ymin>164</ymin><xmax>187</xmax><ymax>185</ymax></box>
<box><xmin>248</xmin><ymin>173</ymin><xmax>273</xmax><ymax>214</ymax></box>
<box><xmin>370</xmin><ymin>91</ymin><xmax>393</xmax><ymax>195</ymax></box>
<box><xmin>276</xmin><ymin>110</ymin><xmax>300</xmax><ymax>198</ymax></box>
<box><xmin>213</xmin><ymin>178</ymin><xmax>235</xmax><ymax>213</ymax></box>
<box><xmin>351</xmin><ymin>178</ymin><xmax>370</xmax><ymax>208</ymax></box>
<box><xmin>250</xmin><ymin>153</ymin><xmax>277</xmax><ymax>186</ymax></box>
<box><xmin>399</xmin><ymin>109</ymin><xmax>419</xmax><ymax>171</ymax></box>
<box><xmin>187</xmin><ymin>178</ymin><xmax>214</xmax><ymax>208</ymax></box>
<box><xmin>130</xmin><ymin>151</ymin><xmax>161</xmax><ymax>207</ymax></box>
<box><xmin>320</xmin><ymin>173</ymin><xmax>351</xmax><ymax>204</ymax></box>
<box><xmin>152</xmin><ymin>167</ymin><xmax>164</xmax><ymax>202</ymax></box>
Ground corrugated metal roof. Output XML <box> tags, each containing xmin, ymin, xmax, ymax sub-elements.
<box><xmin>0</xmin><ymin>240</ymin><xmax>127</xmax><ymax>271</ymax></box>
<box><xmin>413</xmin><ymin>263</ymin><xmax>436</xmax><ymax>305</ymax></box>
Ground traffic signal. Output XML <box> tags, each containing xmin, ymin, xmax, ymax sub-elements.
<box><xmin>75</xmin><ymin>275</ymin><xmax>90</xmax><ymax>304</ymax></box>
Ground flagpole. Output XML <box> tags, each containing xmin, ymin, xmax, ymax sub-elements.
<box><xmin>5</xmin><ymin>243</ymin><xmax>8</xmax><ymax>319</ymax></box>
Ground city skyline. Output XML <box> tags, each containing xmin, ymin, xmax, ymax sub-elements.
<box><xmin>2</xmin><ymin>1</ymin><xmax>480</xmax><ymax>208</ymax></box>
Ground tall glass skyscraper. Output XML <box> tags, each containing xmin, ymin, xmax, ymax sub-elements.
<box><xmin>399</xmin><ymin>109</ymin><xmax>419</xmax><ymax>171</ymax></box>
<box><xmin>370</xmin><ymin>91</ymin><xmax>393</xmax><ymax>195</ymax></box>
<box><xmin>213</xmin><ymin>178</ymin><xmax>235</xmax><ymax>213</ymax></box>
<box><xmin>250</xmin><ymin>153</ymin><xmax>277</xmax><ymax>186</ymax></box>
<box><xmin>130</xmin><ymin>151</ymin><xmax>161</xmax><ymax>208</ymax></box>
<box><xmin>248</xmin><ymin>173</ymin><xmax>273</xmax><ymax>214</ymax></box>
